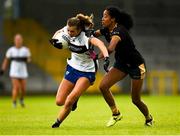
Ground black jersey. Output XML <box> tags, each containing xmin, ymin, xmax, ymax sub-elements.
<box><xmin>100</xmin><ymin>25</ymin><xmax>144</xmax><ymax>67</ymax></box>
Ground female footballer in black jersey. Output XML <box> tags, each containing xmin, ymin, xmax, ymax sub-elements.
<box><xmin>94</xmin><ymin>6</ymin><xmax>153</xmax><ymax>127</ymax></box>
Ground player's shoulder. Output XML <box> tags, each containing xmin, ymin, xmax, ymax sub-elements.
<box><xmin>19</xmin><ymin>46</ymin><xmax>30</xmax><ymax>53</ymax></box>
<box><xmin>21</xmin><ymin>46</ymin><xmax>29</xmax><ymax>50</ymax></box>
<box><xmin>79</xmin><ymin>31</ymin><xmax>89</xmax><ymax>42</ymax></box>
<box><xmin>115</xmin><ymin>25</ymin><xmax>128</xmax><ymax>33</ymax></box>
<box><xmin>9</xmin><ymin>46</ymin><xmax>16</xmax><ymax>49</ymax></box>
<box><xmin>112</xmin><ymin>25</ymin><xmax>128</xmax><ymax>38</ymax></box>
<box><xmin>80</xmin><ymin>31</ymin><xmax>87</xmax><ymax>38</ymax></box>
<box><xmin>61</xmin><ymin>26</ymin><xmax>68</xmax><ymax>34</ymax></box>
<box><xmin>7</xmin><ymin>46</ymin><xmax>15</xmax><ymax>52</ymax></box>
<box><xmin>113</xmin><ymin>25</ymin><xmax>122</xmax><ymax>32</ymax></box>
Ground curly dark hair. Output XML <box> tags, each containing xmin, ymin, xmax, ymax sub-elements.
<box><xmin>105</xmin><ymin>6</ymin><xmax>133</xmax><ymax>30</ymax></box>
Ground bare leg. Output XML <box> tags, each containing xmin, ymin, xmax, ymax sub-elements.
<box><xmin>131</xmin><ymin>79</ymin><xmax>151</xmax><ymax>120</ymax></box>
<box><xmin>52</xmin><ymin>77</ymin><xmax>90</xmax><ymax>128</ymax></box>
<box><xmin>99</xmin><ymin>67</ymin><xmax>127</xmax><ymax>114</ymax></box>
<box><xmin>55</xmin><ymin>78</ymin><xmax>75</xmax><ymax>106</ymax></box>
<box><xmin>58</xmin><ymin>77</ymin><xmax>90</xmax><ymax>123</ymax></box>
<box><xmin>11</xmin><ymin>78</ymin><xmax>20</xmax><ymax>107</ymax></box>
<box><xmin>20</xmin><ymin>79</ymin><xmax>26</xmax><ymax>98</ymax></box>
<box><xmin>19</xmin><ymin>79</ymin><xmax>26</xmax><ymax>107</ymax></box>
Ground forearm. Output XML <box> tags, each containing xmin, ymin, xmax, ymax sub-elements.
<box><xmin>1</xmin><ymin>58</ymin><xmax>9</xmax><ymax>71</ymax></box>
<box><xmin>98</xmin><ymin>52</ymin><xmax>104</xmax><ymax>59</ymax></box>
<box><xmin>90</xmin><ymin>38</ymin><xmax>109</xmax><ymax>58</ymax></box>
<box><xmin>98</xmin><ymin>44</ymin><xmax>109</xmax><ymax>58</ymax></box>
<box><xmin>98</xmin><ymin>48</ymin><xmax>113</xmax><ymax>59</ymax></box>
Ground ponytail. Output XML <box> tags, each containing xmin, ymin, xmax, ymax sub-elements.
<box><xmin>67</xmin><ymin>13</ymin><xmax>94</xmax><ymax>31</ymax></box>
<box><xmin>76</xmin><ymin>13</ymin><xmax>94</xmax><ymax>30</ymax></box>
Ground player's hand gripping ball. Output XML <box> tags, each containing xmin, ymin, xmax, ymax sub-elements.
<box><xmin>50</xmin><ymin>32</ymin><xmax>69</xmax><ymax>49</ymax></box>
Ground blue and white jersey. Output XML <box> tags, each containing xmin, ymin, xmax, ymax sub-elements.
<box><xmin>60</xmin><ymin>26</ymin><xmax>97</xmax><ymax>72</ymax></box>
<box><xmin>6</xmin><ymin>46</ymin><xmax>31</xmax><ymax>78</ymax></box>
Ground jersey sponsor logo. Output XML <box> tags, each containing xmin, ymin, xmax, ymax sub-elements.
<box><xmin>68</xmin><ymin>43</ymin><xmax>88</xmax><ymax>53</ymax></box>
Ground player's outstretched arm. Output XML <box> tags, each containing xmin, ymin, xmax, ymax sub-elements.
<box><xmin>89</xmin><ymin>37</ymin><xmax>110</xmax><ymax>72</ymax></box>
<box><xmin>90</xmin><ymin>37</ymin><xmax>108</xmax><ymax>58</ymax></box>
<box><xmin>93</xmin><ymin>30</ymin><xmax>102</xmax><ymax>37</ymax></box>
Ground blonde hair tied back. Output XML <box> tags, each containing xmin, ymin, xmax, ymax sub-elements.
<box><xmin>76</xmin><ymin>13</ymin><xmax>94</xmax><ymax>29</ymax></box>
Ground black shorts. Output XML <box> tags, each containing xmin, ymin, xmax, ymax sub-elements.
<box><xmin>113</xmin><ymin>62</ymin><xmax>146</xmax><ymax>79</ymax></box>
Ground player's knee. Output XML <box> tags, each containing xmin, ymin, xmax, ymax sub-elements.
<box><xmin>13</xmin><ymin>86</ymin><xmax>19</xmax><ymax>91</ymax></box>
<box><xmin>99</xmin><ymin>83</ymin><xmax>109</xmax><ymax>93</ymax></box>
<box><xmin>12</xmin><ymin>88</ymin><xmax>19</xmax><ymax>94</ymax></box>
<box><xmin>64</xmin><ymin>97</ymin><xmax>74</xmax><ymax>109</ymax></box>
<box><xmin>56</xmin><ymin>99</ymin><xmax>64</xmax><ymax>106</ymax></box>
<box><xmin>132</xmin><ymin>98</ymin><xmax>141</xmax><ymax>106</ymax></box>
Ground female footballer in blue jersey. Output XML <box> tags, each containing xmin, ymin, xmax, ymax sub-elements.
<box><xmin>94</xmin><ymin>6</ymin><xmax>153</xmax><ymax>127</ymax></box>
<box><xmin>50</xmin><ymin>13</ymin><xmax>109</xmax><ymax>128</ymax></box>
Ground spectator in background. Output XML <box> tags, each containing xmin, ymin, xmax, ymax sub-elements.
<box><xmin>0</xmin><ymin>34</ymin><xmax>31</xmax><ymax>108</ymax></box>
<box><xmin>94</xmin><ymin>6</ymin><xmax>153</xmax><ymax>126</ymax></box>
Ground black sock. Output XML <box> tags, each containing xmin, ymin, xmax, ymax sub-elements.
<box><xmin>113</xmin><ymin>112</ymin><xmax>120</xmax><ymax>116</ymax></box>
<box><xmin>56</xmin><ymin>118</ymin><xmax>61</xmax><ymax>124</ymax></box>
<box><xmin>52</xmin><ymin>118</ymin><xmax>61</xmax><ymax>128</ymax></box>
<box><xmin>72</xmin><ymin>99</ymin><xmax>78</xmax><ymax>111</ymax></box>
<box><xmin>13</xmin><ymin>101</ymin><xmax>17</xmax><ymax>105</ymax></box>
<box><xmin>12</xmin><ymin>101</ymin><xmax>17</xmax><ymax>108</ymax></box>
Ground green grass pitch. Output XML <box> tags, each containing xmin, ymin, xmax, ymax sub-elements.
<box><xmin>0</xmin><ymin>94</ymin><xmax>180</xmax><ymax>135</ymax></box>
